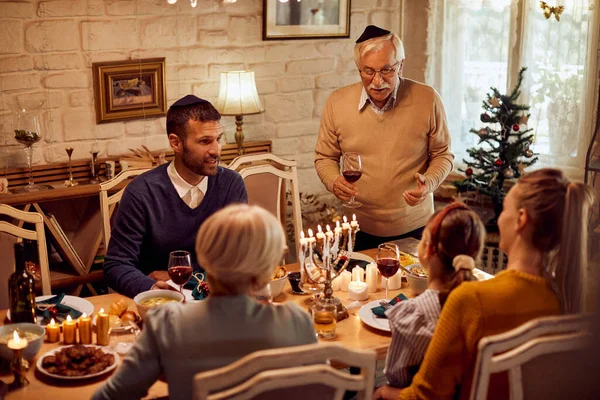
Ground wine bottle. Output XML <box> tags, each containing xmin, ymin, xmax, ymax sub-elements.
<box><xmin>9</xmin><ymin>242</ymin><xmax>36</xmax><ymax>323</ymax></box>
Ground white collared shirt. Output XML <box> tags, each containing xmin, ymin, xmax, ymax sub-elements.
<box><xmin>358</xmin><ymin>76</ymin><xmax>401</xmax><ymax>115</ymax></box>
<box><xmin>167</xmin><ymin>161</ymin><xmax>208</xmax><ymax>209</ymax></box>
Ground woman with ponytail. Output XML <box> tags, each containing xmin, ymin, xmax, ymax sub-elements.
<box><xmin>384</xmin><ymin>203</ymin><xmax>485</xmax><ymax>388</ymax></box>
<box><xmin>375</xmin><ymin>168</ymin><xmax>595</xmax><ymax>400</ymax></box>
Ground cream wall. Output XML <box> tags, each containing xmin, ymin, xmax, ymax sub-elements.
<box><xmin>0</xmin><ymin>0</ymin><xmax>424</xmax><ymax>196</ymax></box>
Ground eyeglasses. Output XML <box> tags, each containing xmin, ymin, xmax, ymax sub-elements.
<box><xmin>359</xmin><ymin>62</ymin><xmax>400</xmax><ymax>78</ymax></box>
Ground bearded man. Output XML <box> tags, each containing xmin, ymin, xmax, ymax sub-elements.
<box><xmin>315</xmin><ymin>25</ymin><xmax>454</xmax><ymax>251</ymax></box>
<box><xmin>104</xmin><ymin>95</ymin><xmax>247</xmax><ymax>297</ymax></box>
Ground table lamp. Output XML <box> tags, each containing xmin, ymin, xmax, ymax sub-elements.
<box><xmin>215</xmin><ymin>71</ymin><xmax>264</xmax><ymax>155</ymax></box>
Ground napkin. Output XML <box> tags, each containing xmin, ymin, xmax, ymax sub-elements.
<box><xmin>370</xmin><ymin>293</ymin><xmax>408</xmax><ymax>318</ymax></box>
<box><xmin>36</xmin><ymin>293</ymin><xmax>82</xmax><ymax>323</ymax></box>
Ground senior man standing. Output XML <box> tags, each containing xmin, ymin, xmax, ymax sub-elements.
<box><xmin>315</xmin><ymin>25</ymin><xmax>454</xmax><ymax>251</ymax></box>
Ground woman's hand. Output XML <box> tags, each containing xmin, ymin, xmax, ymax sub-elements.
<box><xmin>374</xmin><ymin>385</ymin><xmax>403</xmax><ymax>400</ymax></box>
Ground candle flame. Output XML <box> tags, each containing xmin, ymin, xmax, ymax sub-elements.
<box><xmin>66</xmin><ymin>315</ymin><xmax>72</xmax><ymax>322</ymax></box>
<box><xmin>308</xmin><ymin>229</ymin><xmax>313</xmax><ymax>237</ymax></box>
<box><xmin>99</xmin><ymin>308</ymin><xmax>105</xmax><ymax>313</ymax></box>
<box><xmin>326</xmin><ymin>225</ymin><xmax>331</xmax><ymax>231</ymax></box>
<box><xmin>81</xmin><ymin>312</ymin><xmax>87</xmax><ymax>318</ymax></box>
<box><xmin>300</xmin><ymin>231</ymin><xmax>305</xmax><ymax>239</ymax></box>
<box><xmin>343</xmin><ymin>215</ymin><xmax>348</xmax><ymax>223</ymax></box>
<box><xmin>317</xmin><ymin>225</ymin><xmax>322</xmax><ymax>233</ymax></box>
<box><xmin>13</xmin><ymin>330</ymin><xmax>20</xmax><ymax>343</ymax></box>
<box><xmin>50</xmin><ymin>318</ymin><xmax>56</xmax><ymax>326</ymax></box>
<box><xmin>336</xmin><ymin>221</ymin><xmax>340</xmax><ymax>228</ymax></box>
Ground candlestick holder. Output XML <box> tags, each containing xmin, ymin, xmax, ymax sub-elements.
<box><xmin>64</xmin><ymin>147</ymin><xmax>78</xmax><ymax>187</ymax></box>
<box><xmin>89</xmin><ymin>151</ymin><xmax>100</xmax><ymax>184</ymax></box>
<box><xmin>9</xmin><ymin>348</ymin><xmax>29</xmax><ymax>389</ymax></box>
<box><xmin>299</xmin><ymin>218</ymin><xmax>359</xmax><ymax>322</ymax></box>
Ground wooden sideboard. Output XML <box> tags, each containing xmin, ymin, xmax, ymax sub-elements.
<box><xmin>0</xmin><ymin>141</ymin><xmax>272</xmax><ymax>296</ymax></box>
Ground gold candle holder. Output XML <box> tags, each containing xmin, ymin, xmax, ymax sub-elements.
<box><xmin>89</xmin><ymin>151</ymin><xmax>100</xmax><ymax>184</ymax></box>
<box><xmin>7</xmin><ymin>331</ymin><xmax>29</xmax><ymax>389</ymax></box>
<box><xmin>64</xmin><ymin>147</ymin><xmax>78</xmax><ymax>187</ymax></box>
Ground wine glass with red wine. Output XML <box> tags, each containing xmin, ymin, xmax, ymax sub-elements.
<box><xmin>376</xmin><ymin>243</ymin><xmax>400</xmax><ymax>300</ymax></box>
<box><xmin>168</xmin><ymin>250</ymin><xmax>193</xmax><ymax>295</ymax></box>
<box><xmin>341</xmin><ymin>152</ymin><xmax>362</xmax><ymax>208</ymax></box>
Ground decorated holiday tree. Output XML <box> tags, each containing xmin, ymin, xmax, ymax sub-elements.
<box><xmin>454</xmin><ymin>67</ymin><xmax>538</xmax><ymax>227</ymax></box>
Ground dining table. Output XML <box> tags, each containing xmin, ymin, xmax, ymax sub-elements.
<box><xmin>0</xmin><ymin>240</ymin><xmax>421</xmax><ymax>400</ymax></box>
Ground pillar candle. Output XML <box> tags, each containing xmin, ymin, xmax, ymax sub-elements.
<box><xmin>339</xmin><ymin>270</ymin><xmax>352</xmax><ymax>292</ymax></box>
<box><xmin>63</xmin><ymin>315</ymin><xmax>76</xmax><ymax>345</ymax></box>
<box><xmin>351</xmin><ymin>266</ymin><xmax>363</xmax><ymax>282</ymax></box>
<box><xmin>348</xmin><ymin>280</ymin><xmax>369</xmax><ymax>301</ymax></box>
<box><xmin>316</xmin><ymin>225</ymin><xmax>325</xmax><ymax>241</ymax></box>
<box><xmin>331</xmin><ymin>276</ymin><xmax>341</xmax><ymax>291</ymax></box>
<box><xmin>342</xmin><ymin>215</ymin><xmax>350</xmax><ymax>231</ymax></box>
<box><xmin>365</xmin><ymin>263</ymin><xmax>378</xmax><ymax>293</ymax></box>
<box><xmin>351</xmin><ymin>214</ymin><xmax>358</xmax><ymax>228</ymax></box>
<box><xmin>96</xmin><ymin>308</ymin><xmax>109</xmax><ymax>346</ymax></box>
<box><xmin>382</xmin><ymin>269</ymin><xmax>402</xmax><ymax>290</ymax></box>
<box><xmin>78</xmin><ymin>313</ymin><xmax>92</xmax><ymax>344</ymax></box>
<box><xmin>46</xmin><ymin>318</ymin><xmax>60</xmax><ymax>343</ymax></box>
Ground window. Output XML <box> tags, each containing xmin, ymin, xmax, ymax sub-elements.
<box><xmin>428</xmin><ymin>0</ymin><xmax>599</xmax><ymax>178</ymax></box>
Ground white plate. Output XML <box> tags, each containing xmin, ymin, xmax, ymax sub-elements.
<box><xmin>36</xmin><ymin>345</ymin><xmax>120</xmax><ymax>380</ymax></box>
<box><xmin>358</xmin><ymin>300</ymin><xmax>391</xmax><ymax>332</ymax></box>
<box><xmin>347</xmin><ymin>252</ymin><xmax>375</xmax><ymax>265</ymax></box>
<box><xmin>166</xmin><ymin>280</ymin><xmax>195</xmax><ymax>302</ymax></box>
<box><xmin>7</xmin><ymin>295</ymin><xmax>94</xmax><ymax>327</ymax></box>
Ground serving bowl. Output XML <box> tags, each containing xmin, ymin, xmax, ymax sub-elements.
<box><xmin>270</xmin><ymin>272</ymin><xmax>289</xmax><ymax>299</ymax></box>
<box><xmin>133</xmin><ymin>289</ymin><xmax>185</xmax><ymax>320</ymax></box>
<box><xmin>0</xmin><ymin>323</ymin><xmax>45</xmax><ymax>362</ymax></box>
<box><xmin>405</xmin><ymin>264</ymin><xmax>429</xmax><ymax>296</ymax></box>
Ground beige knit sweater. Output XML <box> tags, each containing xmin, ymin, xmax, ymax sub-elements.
<box><xmin>314</xmin><ymin>79</ymin><xmax>454</xmax><ymax>237</ymax></box>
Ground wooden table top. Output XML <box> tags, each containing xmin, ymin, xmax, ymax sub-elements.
<box><xmin>0</xmin><ymin>248</ymin><xmax>417</xmax><ymax>399</ymax></box>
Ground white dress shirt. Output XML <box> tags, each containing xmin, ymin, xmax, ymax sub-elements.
<box><xmin>358</xmin><ymin>75</ymin><xmax>401</xmax><ymax>115</ymax></box>
<box><xmin>167</xmin><ymin>161</ymin><xmax>208</xmax><ymax>209</ymax></box>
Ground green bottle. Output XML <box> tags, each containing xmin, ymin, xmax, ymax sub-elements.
<box><xmin>9</xmin><ymin>242</ymin><xmax>36</xmax><ymax>323</ymax></box>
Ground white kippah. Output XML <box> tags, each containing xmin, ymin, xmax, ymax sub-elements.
<box><xmin>452</xmin><ymin>255</ymin><xmax>475</xmax><ymax>272</ymax></box>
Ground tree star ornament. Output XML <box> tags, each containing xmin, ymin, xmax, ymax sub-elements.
<box><xmin>489</xmin><ymin>96</ymin><xmax>501</xmax><ymax>108</ymax></box>
<box><xmin>519</xmin><ymin>114</ymin><xmax>529</xmax><ymax>125</ymax></box>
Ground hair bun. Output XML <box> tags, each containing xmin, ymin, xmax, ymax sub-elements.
<box><xmin>453</xmin><ymin>255</ymin><xmax>475</xmax><ymax>272</ymax></box>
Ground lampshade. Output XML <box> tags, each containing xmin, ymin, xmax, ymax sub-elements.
<box><xmin>216</xmin><ymin>71</ymin><xmax>264</xmax><ymax>116</ymax></box>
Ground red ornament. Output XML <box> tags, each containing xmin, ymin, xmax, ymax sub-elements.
<box><xmin>494</xmin><ymin>159</ymin><xmax>504</xmax><ymax>166</ymax></box>
<box><xmin>512</xmin><ymin>124</ymin><xmax>520</xmax><ymax>131</ymax></box>
<box><xmin>466</xmin><ymin>168</ymin><xmax>473</xmax><ymax>177</ymax></box>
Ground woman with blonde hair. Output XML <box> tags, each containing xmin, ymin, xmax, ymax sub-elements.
<box><xmin>375</xmin><ymin>168</ymin><xmax>595</xmax><ymax>400</ymax></box>
<box><xmin>94</xmin><ymin>204</ymin><xmax>316</xmax><ymax>400</ymax></box>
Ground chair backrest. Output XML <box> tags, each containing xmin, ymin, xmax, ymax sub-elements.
<box><xmin>194</xmin><ymin>343</ymin><xmax>376</xmax><ymax>400</ymax></box>
<box><xmin>228</xmin><ymin>154</ymin><xmax>302</xmax><ymax>261</ymax></box>
<box><xmin>99</xmin><ymin>168</ymin><xmax>152</xmax><ymax>248</ymax></box>
<box><xmin>470</xmin><ymin>314</ymin><xmax>590</xmax><ymax>400</ymax></box>
<box><xmin>0</xmin><ymin>204</ymin><xmax>52</xmax><ymax>297</ymax></box>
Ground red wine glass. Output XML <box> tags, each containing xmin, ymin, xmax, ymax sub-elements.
<box><xmin>168</xmin><ymin>250</ymin><xmax>193</xmax><ymax>295</ymax></box>
<box><xmin>341</xmin><ymin>152</ymin><xmax>362</xmax><ymax>208</ymax></box>
<box><xmin>376</xmin><ymin>243</ymin><xmax>400</xmax><ymax>300</ymax></box>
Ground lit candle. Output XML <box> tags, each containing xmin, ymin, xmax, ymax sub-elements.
<box><xmin>96</xmin><ymin>308</ymin><xmax>109</xmax><ymax>346</ymax></box>
<box><xmin>339</xmin><ymin>270</ymin><xmax>352</xmax><ymax>292</ymax></box>
<box><xmin>315</xmin><ymin>225</ymin><xmax>325</xmax><ymax>241</ymax></box>
<box><xmin>63</xmin><ymin>315</ymin><xmax>76</xmax><ymax>344</ymax></box>
<box><xmin>46</xmin><ymin>318</ymin><xmax>60</xmax><ymax>343</ymax></box>
<box><xmin>348</xmin><ymin>280</ymin><xmax>369</xmax><ymax>301</ymax></box>
<box><xmin>307</xmin><ymin>229</ymin><xmax>316</xmax><ymax>244</ymax></box>
<box><xmin>352</xmin><ymin>266</ymin><xmax>363</xmax><ymax>282</ymax></box>
<box><xmin>325</xmin><ymin>225</ymin><xmax>333</xmax><ymax>240</ymax></box>
<box><xmin>342</xmin><ymin>216</ymin><xmax>350</xmax><ymax>230</ymax></box>
<box><xmin>7</xmin><ymin>330</ymin><xmax>28</xmax><ymax>350</ymax></box>
<box><xmin>366</xmin><ymin>263</ymin><xmax>379</xmax><ymax>293</ymax></box>
<box><xmin>78</xmin><ymin>312</ymin><xmax>92</xmax><ymax>344</ymax></box>
<box><xmin>299</xmin><ymin>231</ymin><xmax>308</xmax><ymax>246</ymax></box>
<box><xmin>351</xmin><ymin>214</ymin><xmax>358</xmax><ymax>228</ymax></box>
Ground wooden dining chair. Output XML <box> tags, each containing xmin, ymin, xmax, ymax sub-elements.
<box><xmin>99</xmin><ymin>167</ymin><xmax>152</xmax><ymax>249</ymax></box>
<box><xmin>228</xmin><ymin>153</ymin><xmax>302</xmax><ymax>262</ymax></box>
<box><xmin>0</xmin><ymin>204</ymin><xmax>52</xmax><ymax>297</ymax></box>
<box><xmin>470</xmin><ymin>314</ymin><xmax>590</xmax><ymax>400</ymax></box>
<box><xmin>193</xmin><ymin>343</ymin><xmax>376</xmax><ymax>400</ymax></box>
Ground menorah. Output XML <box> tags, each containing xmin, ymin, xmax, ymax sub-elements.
<box><xmin>298</xmin><ymin>215</ymin><xmax>359</xmax><ymax>321</ymax></box>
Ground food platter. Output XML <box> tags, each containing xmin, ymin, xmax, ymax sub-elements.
<box><xmin>36</xmin><ymin>345</ymin><xmax>120</xmax><ymax>380</ymax></box>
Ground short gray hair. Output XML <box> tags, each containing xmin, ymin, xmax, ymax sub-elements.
<box><xmin>195</xmin><ymin>204</ymin><xmax>285</xmax><ymax>295</ymax></box>
<box><xmin>354</xmin><ymin>32</ymin><xmax>405</xmax><ymax>67</ymax></box>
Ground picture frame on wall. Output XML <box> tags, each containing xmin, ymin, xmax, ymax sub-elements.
<box><xmin>263</xmin><ymin>0</ymin><xmax>350</xmax><ymax>40</ymax></box>
<box><xmin>92</xmin><ymin>58</ymin><xmax>167</xmax><ymax>124</ymax></box>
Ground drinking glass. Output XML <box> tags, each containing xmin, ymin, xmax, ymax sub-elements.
<box><xmin>108</xmin><ymin>321</ymin><xmax>140</xmax><ymax>355</ymax></box>
<box><xmin>311</xmin><ymin>299</ymin><xmax>336</xmax><ymax>339</ymax></box>
<box><xmin>250</xmin><ymin>284</ymin><xmax>273</xmax><ymax>304</ymax></box>
<box><xmin>341</xmin><ymin>152</ymin><xmax>362</xmax><ymax>208</ymax></box>
<box><xmin>168</xmin><ymin>250</ymin><xmax>193</xmax><ymax>295</ymax></box>
<box><xmin>376</xmin><ymin>243</ymin><xmax>400</xmax><ymax>300</ymax></box>
<box><xmin>12</xmin><ymin>99</ymin><xmax>46</xmax><ymax>193</ymax></box>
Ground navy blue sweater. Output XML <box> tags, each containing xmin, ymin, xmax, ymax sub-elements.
<box><xmin>103</xmin><ymin>163</ymin><xmax>247</xmax><ymax>298</ymax></box>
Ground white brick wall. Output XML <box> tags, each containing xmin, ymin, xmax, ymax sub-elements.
<box><xmin>0</xmin><ymin>0</ymin><xmax>403</xmax><ymax>197</ymax></box>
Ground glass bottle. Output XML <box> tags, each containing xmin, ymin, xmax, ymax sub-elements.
<box><xmin>9</xmin><ymin>242</ymin><xmax>36</xmax><ymax>323</ymax></box>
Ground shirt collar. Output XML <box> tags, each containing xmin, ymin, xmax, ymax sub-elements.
<box><xmin>167</xmin><ymin>161</ymin><xmax>208</xmax><ymax>199</ymax></box>
<box><xmin>358</xmin><ymin>75</ymin><xmax>401</xmax><ymax>113</ymax></box>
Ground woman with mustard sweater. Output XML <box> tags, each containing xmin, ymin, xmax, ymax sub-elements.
<box><xmin>375</xmin><ymin>168</ymin><xmax>595</xmax><ymax>400</ymax></box>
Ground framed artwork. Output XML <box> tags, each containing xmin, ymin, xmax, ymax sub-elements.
<box><xmin>263</xmin><ymin>0</ymin><xmax>350</xmax><ymax>40</ymax></box>
<box><xmin>92</xmin><ymin>58</ymin><xmax>167</xmax><ymax>123</ymax></box>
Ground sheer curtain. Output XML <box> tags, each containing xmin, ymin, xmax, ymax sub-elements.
<box><xmin>428</xmin><ymin>0</ymin><xmax>600</xmax><ymax>179</ymax></box>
